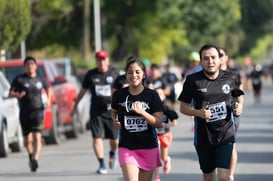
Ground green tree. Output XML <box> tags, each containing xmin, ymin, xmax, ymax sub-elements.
<box><xmin>0</xmin><ymin>0</ymin><xmax>31</xmax><ymax>51</ymax></box>
<box><xmin>239</xmin><ymin>0</ymin><xmax>273</xmax><ymax>55</ymax></box>
<box><xmin>180</xmin><ymin>0</ymin><xmax>241</xmax><ymax>52</ymax></box>
<box><xmin>27</xmin><ymin>0</ymin><xmax>82</xmax><ymax>49</ymax></box>
<box><xmin>102</xmin><ymin>0</ymin><xmax>187</xmax><ymax>63</ymax></box>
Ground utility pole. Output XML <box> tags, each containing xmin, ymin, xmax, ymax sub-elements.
<box><xmin>21</xmin><ymin>41</ymin><xmax>26</xmax><ymax>60</ymax></box>
<box><xmin>93</xmin><ymin>0</ymin><xmax>102</xmax><ymax>52</ymax></box>
<box><xmin>0</xmin><ymin>49</ymin><xmax>6</xmax><ymax>62</ymax></box>
<box><xmin>83</xmin><ymin>0</ymin><xmax>91</xmax><ymax>62</ymax></box>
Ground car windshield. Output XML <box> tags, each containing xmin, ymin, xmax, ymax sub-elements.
<box><xmin>0</xmin><ymin>66</ymin><xmax>46</xmax><ymax>84</ymax></box>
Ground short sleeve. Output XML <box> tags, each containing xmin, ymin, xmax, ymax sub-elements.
<box><xmin>113</xmin><ymin>76</ymin><xmax>122</xmax><ymax>90</ymax></box>
<box><xmin>149</xmin><ymin>90</ymin><xmax>164</xmax><ymax>113</ymax></box>
<box><xmin>10</xmin><ymin>76</ymin><xmax>20</xmax><ymax>92</ymax></box>
<box><xmin>177</xmin><ymin>77</ymin><xmax>194</xmax><ymax>103</ymax></box>
<box><xmin>42</xmin><ymin>78</ymin><xmax>49</xmax><ymax>90</ymax></box>
<box><xmin>82</xmin><ymin>70</ymin><xmax>92</xmax><ymax>89</ymax></box>
<box><xmin>165</xmin><ymin>105</ymin><xmax>178</xmax><ymax>121</ymax></box>
<box><xmin>111</xmin><ymin>90</ymin><xmax>119</xmax><ymax>110</ymax></box>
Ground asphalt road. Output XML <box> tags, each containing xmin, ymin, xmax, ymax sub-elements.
<box><xmin>0</xmin><ymin>82</ymin><xmax>273</xmax><ymax>181</ymax></box>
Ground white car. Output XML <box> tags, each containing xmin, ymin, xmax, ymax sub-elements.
<box><xmin>0</xmin><ymin>71</ymin><xmax>23</xmax><ymax>157</ymax></box>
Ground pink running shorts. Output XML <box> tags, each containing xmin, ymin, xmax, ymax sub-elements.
<box><xmin>118</xmin><ymin>147</ymin><xmax>162</xmax><ymax>171</ymax></box>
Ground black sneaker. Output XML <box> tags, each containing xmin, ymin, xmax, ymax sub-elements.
<box><xmin>30</xmin><ymin>160</ymin><xmax>39</xmax><ymax>172</ymax></box>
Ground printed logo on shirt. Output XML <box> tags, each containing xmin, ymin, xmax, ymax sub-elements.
<box><xmin>24</xmin><ymin>83</ymin><xmax>30</xmax><ymax>88</ymax></box>
<box><xmin>222</xmin><ymin>84</ymin><xmax>231</xmax><ymax>94</ymax></box>
<box><xmin>198</xmin><ymin>88</ymin><xmax>207</xmax><ymax>93</ymax></box>
<box><xmin>93</xmin><ymin>78</ymin><xmax>100</xmax><ymax>83</ymax></box>
<box><xmin>106</xmin><ymin>76</ymin><xmax>114</xmax><ymax>84</ymax></box>
<box><xmin>36</xmin><ymin>82</ymin><xmax>43</xmax><ymax>89</ymax></box>
<box><xmin>120</xmin><ymin>99</ymin><xmax>150</xmax><ymax>112</ymax></box>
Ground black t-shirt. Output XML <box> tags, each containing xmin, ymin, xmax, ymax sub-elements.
<box><xmin>155</xmin><ymin>102</ymin><xmax>178</xmax><ymax>135</ymax></box>
<box><xmin>178</xmin><ymin>70</ymin><xmax>240</xmax><ymax>146</ymax></box>
<box><xmin>250</xmin><ymin>70</ymin><xmax>263</xmax><ymax>87</ymax></box>
<box><xmin>10</xmin><ymin>73</ymin><xmax>48</xmax><ymax>112</ymax></box>
<box><xmin>145</xmin><ymin>77</ymin><xmax>168</xmax><ymax>90</ymax></box>
<box><xmin>227</xmin><ymin>67</ymin><xmax>241</xmax><ymax>86</ymax></box>
<box><xmin>82</xmin><ymin>66</ymin><xmax>119</xmax><ymax>113</ymax></box>
<box><xmin>112</xmin><ymin>74</ymin><xmax>129</xmax><ymax>90</ymax></box>
<box><xmin>111</xmin><ymin>87</ymin><xmax>163</xmax><ymax>150</ymax></box>
<box><xmin>162</xmin><ymin>72</ymin><xmax>178</xmax><ymax>90</ymax></box>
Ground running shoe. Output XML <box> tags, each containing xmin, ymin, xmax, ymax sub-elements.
<box><xmin>109</xmin><ymin>153</ymin><xmax>118</xmax><ymax>170</ymax></box>
<box><xmin>96</xmin><ymin>166</ymin><xmax>108</xmax><ymax>174</ymax></box>
<box><xmin>30</xmin><ymin>160</ymin><xmax>39</xmax><ymax>172</ymax></box>
<box><xmin>163</xmin><ymin>156</ymin><xmax>171</xmax><ymax>174</ymax></box>
<box><xmin>154</xmin><ymin>175</ymin><xmax>161</xmax><ymax>181</ymax></box>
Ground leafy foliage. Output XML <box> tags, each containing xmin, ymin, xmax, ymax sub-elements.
<box><xmin>0</xmin><ymin>0</ymin><xmax>31</xmax><ymax>51</ymax></box>
<box><xmin>2</xmin><ymin>0</ymin><xmax>273</xmax><ymax>66</ymax></box>
<box><xmin>240</xmin><ymin>0</ymin><xmax>273</xmax><ymax>55</ymax></box>
<box><xmin>27</xmin><ymin>0</ymin><xmax>83</xmax><ymax>49</ymax></box>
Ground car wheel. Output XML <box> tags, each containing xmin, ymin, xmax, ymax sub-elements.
<box><xmin>10</xmin><ymin>125</ymin><xmax>24</xmax><ymax>152</ymax></box>
<box><xmin>0</xmin><ymin>123</ymin><xmax>9</xmax><ymax>157</ymax></box>
<box><xmin>44</xmin><ymin>105</ymin><xmax>61</xmax><ymax>145</ymax></box>
<box><xmin>65</xmin><ymin>110</ymin><xmax>80</xmax><ymax>139</ymax></box>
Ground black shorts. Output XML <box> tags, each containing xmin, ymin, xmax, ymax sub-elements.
<box><xmin>195</xmin><ymin>142</ymin><xmax>233</xmax><ymax>173</ymax></box>
<box><xmin>166</xmin><ymin>90</ymin><xmax>176</xmax><ymax>103</ymax></box>
<box><xmin>89</xmin><ymin>113</ymin><xmax>118</xmax><ymax>139</ymax></box>
<box><xmin>20</xmin><ymin>109</ymin><xmax>44</xmax><ymax>136</ymax></box>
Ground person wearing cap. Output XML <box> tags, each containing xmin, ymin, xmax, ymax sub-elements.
<box><xmin>183</xmin><ymin>51</ymin><xmax>203</xmax><ymax>78</ymax></box>
<box><xmin>142</xmin><ymin>58</ymin><xmax>152</xmax><ymax>77</ymax></box>
<box><xmin>71</xmin><ymin>50</ymin><xmax>119</xmax><ymax>174</ymax></box>
<box><xmin>9</xmin><ymin>56</ymin><xmax>51</xmax><ymax>172</ymax></box>
<box><xmin>183</xmin><ymin>52</ymin><xmax>203</xmax><ymax>132</ymax></box>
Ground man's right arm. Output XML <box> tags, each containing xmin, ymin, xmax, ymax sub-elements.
<box><xmin>71</xmin><ymin>88</ymin><xmax>87</xmax><ymax>115</ymax></box>
<box><xmin>180</xmin><ymin>101</ymin><xmax>211</xmax><ymax>120</ymax></box>
<box><xmin>9</xmin><ymin>78</ymin><xmax>25</xmax><ymax>98</ymax></box>
<box><xmin>180</xmin><ymin>101</ymin><xmax>196</xmax><ymax>116</ymax></box>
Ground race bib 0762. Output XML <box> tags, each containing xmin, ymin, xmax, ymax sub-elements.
<box><xmin>124</xmin><ymin>116</ymin><xmax>148</xmax><ymax>132</ymax></box>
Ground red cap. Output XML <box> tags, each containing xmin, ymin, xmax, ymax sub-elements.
<box><xmin>95</xmin><ymin>50</ymin><xmax>108</xmax><ymax>59</ymax></box>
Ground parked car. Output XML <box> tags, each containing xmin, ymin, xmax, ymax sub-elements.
<box><xmin>0</xmin><ymin>59</ymin><xmax>81</xmax><ymax>145</ymax></box>
<box><xmin>49</xmin><ymin>57</ymin><xmax>90</xmax><ymax>132</ymax></box>
<box><xmin>0</xmin><ymin>71</ymin><xmax>23</xmax><ymax>157</ymax></box>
